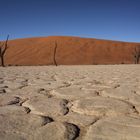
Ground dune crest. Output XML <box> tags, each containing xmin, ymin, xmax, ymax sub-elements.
<box><xmin>3</xmin><ymin>36</ymin><xmax>140</xmax><ymax>65</ymax></box>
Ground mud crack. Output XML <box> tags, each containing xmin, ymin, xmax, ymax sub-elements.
<box><xmin>64</xmin><ymin>122</ymin><xmax>80</xmax><ymax>140</ymax></box>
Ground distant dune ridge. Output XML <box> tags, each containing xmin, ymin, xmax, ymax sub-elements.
<box><xmin>3</xmin><ymin>36</ymin><xmax>140</xmax><ymax>65</ymax></box>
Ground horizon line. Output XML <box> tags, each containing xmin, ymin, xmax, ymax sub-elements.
<box><xmin>1</xmin><ymin>35</ymin><xmax>140</xmax><ymax>44</ymax></box>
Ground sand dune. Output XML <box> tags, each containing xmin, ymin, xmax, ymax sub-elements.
<box><xmin>3</xmin><ymin>36</ymin><xmax>140</xmax><ymax>65</ymax></box>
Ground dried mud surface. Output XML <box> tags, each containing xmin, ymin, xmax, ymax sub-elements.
<box><xmin>0</xmin><ymin>65</ymin><xmax>140</xmax><ymax>140</ymax></box>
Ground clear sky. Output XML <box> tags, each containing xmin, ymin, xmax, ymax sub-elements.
<box><xmin>0</xmin><ymin>0</ymin><xmax>140</xmax><ymax>42</ymax></box>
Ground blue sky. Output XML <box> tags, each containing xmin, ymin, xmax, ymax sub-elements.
<box><xmin>0</xmin><ymin>0</ymin><xmax>140</xmax><ymax>42</ymax></box>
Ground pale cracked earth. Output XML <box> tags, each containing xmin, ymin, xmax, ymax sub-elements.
<box><xmin>0</xmin><ymin>65</ymin><xmax>140</xmax><ymax>140</ymax></box>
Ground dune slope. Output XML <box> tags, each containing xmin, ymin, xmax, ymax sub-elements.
<box><xmin>3</xmin><ymin>36</ymin><xmax>140</xmax><ymax>65</ymax></box>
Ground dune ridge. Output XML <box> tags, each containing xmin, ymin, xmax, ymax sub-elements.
<box><xmin>3</xmin><ymin>36</ymin><xmax>140</xmax><ymax>65</ymax></box>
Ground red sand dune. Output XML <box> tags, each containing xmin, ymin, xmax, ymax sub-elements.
<box><xmin>3</xmin><ymin>36</ymin><xmax>140</xmax><ymax>65</ymax></box>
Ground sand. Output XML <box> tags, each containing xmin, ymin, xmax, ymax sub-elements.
<box><xmin>4</xmin><ymin>36</ymin><xmax>140</xmax><ymax>65</ymax></box>
<box><xmin>0</xmin><ymin>65</ymin><xmax>140</xmax><ymax>140</ymax></box>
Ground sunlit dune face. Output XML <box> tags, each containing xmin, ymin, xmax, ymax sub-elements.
<box><xmin>4</xmin><ymin>36</ymin><xmax>140</xmax><ymax>66</ymax></box>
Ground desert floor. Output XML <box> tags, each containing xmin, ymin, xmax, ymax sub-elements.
<box><xmin>0</xmin><ymin>65</ymin><xmax>140</xmax><ymax>140</ymax></box>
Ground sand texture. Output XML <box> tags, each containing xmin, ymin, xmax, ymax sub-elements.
<box><xmin>3</xmin><ymin>36</ymin><xmax>140</xmax><ymax>65</ymax></box>
<box><xmin>0</xmin><ymin>65</ymin><xmax>140</xmax><ymax>140</ymax></box>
